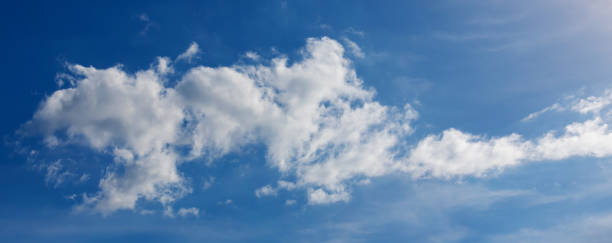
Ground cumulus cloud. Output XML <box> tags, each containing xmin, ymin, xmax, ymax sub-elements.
<box><xmin>22</xmin><ymin>37</ymin><xmax>612</xmax><ymax>214</ymax></box>
<box><xmin>24</xmin><ymin>62</ymin><xmax>187</xmax><ymax>214</ymax></box>
<box><xmin>24</xmin><ymin>37</ymin><xmax>414</xmax><ymax>212</ymax></box>
<box><xmin>405</xmin><ymin>130</ymin><xmax>531</xmax><ymax>178</ymax></box>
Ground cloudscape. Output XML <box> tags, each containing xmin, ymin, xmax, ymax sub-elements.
<box><xmin>3</xmin><ymin>1</ymin><xmax>612</xmax><ymax>242</ymax></box>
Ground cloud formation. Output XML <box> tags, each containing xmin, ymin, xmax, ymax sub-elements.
<box><xmin>176</xmin><ymin>42</ymin><xmax>200</xmax><ymax>63</ymax></box>
<box><xmin>404</xmin><ymin>90</ymin><xmax>612</xmax><ymax>179</ymax></box>
<box><xmin>25</xmin><ymin>37</ymin><xmax>417</xmax><ymax>213</ymax></box>
<box><xmin>22</xmin><ymin>37</ymin><xmax>612</xmax><ymax>214</ymax></box>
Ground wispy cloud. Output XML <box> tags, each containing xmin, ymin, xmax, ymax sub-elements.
<box><xmin>138</xmin><ymin>13</ymin><xmax>156</xmax><ymax>35</ymax></box>
<box><xmin>345</xmin><ymin>27</ymin><xmax>365</xmax><ymax>37</ymax></box>
<box><xmin>342</xmin><ymin>38</ymin><xmax>365</xmax><ymax>58</ymax></box>
<box><xmin>176</xmin><ymin>42</ymin><xmax>200</xmax><ymax>63</ymax></box>
<box><xmin>491</xmin><ymin>212</ymin><xmax>612</xmax><ymax>243</ymax></box>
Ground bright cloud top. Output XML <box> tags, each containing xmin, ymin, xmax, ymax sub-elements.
<box><xmin>23</xmin><ymin>37</ymin><xmax>612</xmax><ymax>214</ymax></box>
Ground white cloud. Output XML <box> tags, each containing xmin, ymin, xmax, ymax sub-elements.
<box><xmin>405</xmin><ymin>129</ymin><xmax>531</xmax><ymax>178</ymax></box>
<box><xmin>342</xmin><ymin>38</ymin><xmax>365</xmax><ymax>58</ymax></box>
<box><xmin>307</xmin><ymin>188</ymin><xmax>350</xmax><ymax>205</ymax></box>
<box><xmin>55</xmin><ymin>73</ymin><xmax>76</xmax><ymax>87</ymax></box>
<box><xmin>255</xmin><ymin>185</ymin><xmax>277</xmax><ymax>198</ymax></box>
<box><xmin>177</xmin><ymin>207</ymin><xmax>200</xmax><ymax>217</ymax></box>
<box><xmin>155</xmin><ymin>56</ymin><xmax>173</xmax><ymax>75</ymax></box>
<box><xmin>277</xmin><ymin>180</ymin><xmax>296</xmax><ymax>190</ymax></box>
<box><xmin>23</xmin><ymin>37</ymin><xmax>612</xmax><ymax>214</ymax></box>
<box><xmin>571</xmin><ymin>89</ymin><xmax>612</xmax><ymax>114</ymax></box>
<box><xmin>401</xmin><ymin>88</ymin><xmax>612</xmax><ymax>179</ymax></box>
<box><xmin>521</xmin><ymin>103</ymin><xmax>563</xmax><ymax>121</ymax></box>
<box><xmin>87</xmin><ymin>150</ymin><xmax>190</xmax><ymax>214</ymax></box>
<box><xmin>26</xmin><ymin>63</ymin><xmax>187</xmax><ymax>214</ymax></box>
<box><xmin>522</xmin><ymin>89</ymin><xmax>612</xmax><ymax>121</ymax></box>
<box><xmin>173</xmin><ymin>37</ymin><xmax>416</xmax><ymax>204</ymax></box>
<box><xmin>404</xmin><ymin>116</ymin><xmax>612</xmax><ymax>179</ymax></box>
<box><xmin>533</xmin><ymin>117</ymin><xmax>612</xmax><ymax>160</ymax></box>
<box><xmin>162</xmin><ymin>206</ymin><xmax>199</xmax><ymax>218</ymax></box>
<box><xmin>244</xmin><ymin>51</ymin><xmax>260</xmax><ymax>61</ymax></box>
<box><xmin>44</xmin><ymin>160</ymin><xmax>72</xmax><ymax>187</ymax></box>
<box><xmin>176</xmin><ymin>42</ymin><xmax>200</xmax><ymax>63</ymax></box>
<box><xmin>285</xmin><ymin>199</ymin><xmax>297</xmax><ymax>206</ymax></box>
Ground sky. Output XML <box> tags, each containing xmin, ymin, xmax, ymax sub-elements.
<box><xmin>3</xmin><ymin>0</ymin><xmax>612</xmax><ymax>242</ymax></box>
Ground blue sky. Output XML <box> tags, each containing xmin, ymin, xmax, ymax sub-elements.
<box><xmin>3</xmin><ymin>0</ymin><xmax>612</xmax><ymax>242</ymax></box>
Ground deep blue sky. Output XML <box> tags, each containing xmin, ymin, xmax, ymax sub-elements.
<box><xmin>3</xmin><ymin>1</ymin><xmax>612</xmax><ymax>242</ymax></box>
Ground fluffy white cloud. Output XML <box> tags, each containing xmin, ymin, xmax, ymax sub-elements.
<box><xmin>571</xmin><ymin>89</ymin><xmax>612</xmax><ymax>114</ymax></box>
<box><xmin>26</xmin><ymin>63</ymin><xmax>187</xmax><ymax>214</ymax></box>
<box><xmin>534</xmin><ymin>117</ymin><xmax>612</xmax><ymax>160</ymax></box>
<box><xmin>405</xmin><ymin>130</ymin><xmax>531</xmax><ymax>178</ymax></box>
<box><xmin>155</xmin><ymin>57</ymin><xmax>174</xmax><ymax>75</ymax></box>
<box><xmin>24</xmin><ymin>37</ymin><xmax>612</xmax><ymax>213</ymax></box>
<box><xmin>26</xmin><ymin>37</ymin><xmax>416</xmax><ymax>212</ymax></box>
<box><xmin>173</xmin><ymin>37</ymin><xmax>417</xmax><ymax>204</ymax></box>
